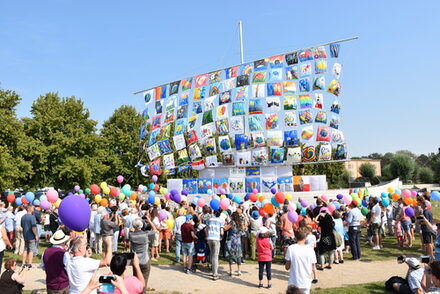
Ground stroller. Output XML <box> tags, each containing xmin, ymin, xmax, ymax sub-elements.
<box><xmin>193</xmin><ymin>224</ymin><xmax>210</xmax><ymax>272</ymax></box>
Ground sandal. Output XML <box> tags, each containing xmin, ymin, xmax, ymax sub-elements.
<box><xmin>258</xmin><ymin>284</ymin><xmax>263</xmax><ymax>288</ymax></box>
<box><xmin>325</xmin><ymin>265</ymin><xmax>332</xmax><ymax>269</ymax></box>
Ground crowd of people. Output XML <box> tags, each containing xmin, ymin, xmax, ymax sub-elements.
<box><xmin>0</xmin><ymin>190</ymin><xmax>438</xmax><ymax>293</ymax></box>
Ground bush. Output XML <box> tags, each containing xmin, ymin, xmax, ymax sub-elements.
<box><xmin>389</xmin><ymin>154</ymin><xmax>415</xmax><ymax>183</ymax></box>
<box><xmin>418</xmin><ymin>167</ymin><xmax>435</xmax><ymax>183</ymax></box>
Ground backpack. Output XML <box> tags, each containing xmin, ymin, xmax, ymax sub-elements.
<box><xmin>385</xmin><ymin>276</ymin><xmax>406</xmax><ymax>291</ymax></box>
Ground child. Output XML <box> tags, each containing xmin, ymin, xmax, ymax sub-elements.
<box><xmin>256</xmin><ymin>227</ymin><xmax>273</xmax><ymax>288</ymax></box>
<box><xmin>395</xmin><ymin>220</ymin><xmax>404</xmax><ymax>247</ymax></box>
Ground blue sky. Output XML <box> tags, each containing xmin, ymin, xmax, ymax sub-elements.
<box><xmin>1</xmin><ymin>0</ymin><xmax>439</xmax><ymax>157</ymax></box>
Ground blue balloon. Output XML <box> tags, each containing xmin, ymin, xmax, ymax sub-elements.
<box><xmin>149</xmin><ymin>183</ymin><xmax>155</xmax><ymax>190</ymax></box>
<box><xmin>233</xmin><ymin>195</ymin><xmax>242</xmax><ymax>204</ymax></box>
<box><xmin>300</xmin><ymin>208</ymin><xmax>307</xmax><ymax>216</ymax></box>
<box><xmin>381</xmin><ymin>192</ymin><xmax>388</xmax><ymax>198</ymax></box>
<box><xmin>395</xmin><ymin>189</ymin><xmax>402</xmax><ymax>195</ymax></box>
<box><xmin>142</xmin><ymin>187</ymin><xmax>148</xmax><ymax>193</ymax></box>
<box><xmin>210</xmin><ymin>198</ymin><xmax>220</xmax><ymax>211</ymax></box>
<box><xmin>353</xmin><ymin>189</ymin><xmax>358</xmax><ymax>193</ymax></box>
<box><xmin>148</xmin><ymin>195</ymin><xmax>155</xmax><ymax>204</ymax></box>
<box><xmin>362</xmin><ymin>200</ymin><xmax>368</xmax><ymax>207</ymax></box>
<box><xmin>40</xmin><ymin>195</ymin><xmax>47</xmax><ymax>202</ymax></box>
<box><xmin>192</xmin><ymin>196</ymin><xmax>200</xmax><ymax>205</ymax></box>
<box><xmin>261</xmin><ymin>199</ymin><xmax>269</xmax><ymax>206</ymax></box>
<box><xmin>67</xmin><ymin>192</ymin><xmax>74</xmax><ymax>197</ymax></box>
<box><xmin>228</xmin><ymin>194</ymin><xmax>234</xmax><ymax>200</ymax></box>
<box><xmin>25</xmin><ymin>192</ymin><xmax>35</xmax><ymax>202</ymax></box>
<box><xmin>245</xmin><ymin>193</ymin><xmax>250</xmax><ymax>201</ymax></box>
<box><xmin>148</xmin><ymin>191</ymin><xmax>156</xmax><ymax>197</ymax></box>
<box><xmin>15</xmin><ymin>197</ymin><xmax>22</xmax><ymax>206</ymax></box>
<box><xmin>431</xmin><ymin>191</ymin><xmax>440</xmax><ymax>201</ymax></box>
<box><xmin>271</xmin><ymin>197</ymin><xmax>280</xmax><ymax>207</ymax></box>
<box><xmin>33</xmin><ymin>200</ymin><xmax>40</xmax><ymax>206</ymax></box>
<box><xmin>333</xmin><ymin>201</ymin><xmax>341</xmax><ymax>210</ymax></box>
<box><xmin>255</xmin><ymin>202</ymin><xmax>262</xmax><ymax>208</ymax></box>
<box><xmin>207</xmin><ymin>189</ymin><xmax>213</xmax><ymax>195</ymax></box>
<box><xmin>382</xmin><ymin>198</ymin><xmax>390</xmax><ymax>207</ymax></box>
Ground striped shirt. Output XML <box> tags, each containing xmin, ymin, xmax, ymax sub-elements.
<box><xmin>207</xmin><ymin>217</ymin><xmax>225</xmax><ymax>241</ymax></box>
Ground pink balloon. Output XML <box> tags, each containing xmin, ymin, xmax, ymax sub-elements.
<box><xmin>321</xmin><ymin>195</ymin><xmax>328</xmax><ymax>202</ymax></box>
<box><xmin>220</xmin><ymin>198</ymin><xmax>229</xmax><ymax>210</ymax></box>
<box><xmin>402</xmin><ymin>189</ymin><xmax>411</xmax><ymax>198</ymax></box>
<box><xmin>252</xmin><ymin>189</ymin><xmax>258</xmax><ymax>194</ymax></box>
<box><xmin>197</xmin><ymin>198</ymin><xmax>206</xmax><ymax>207</ymax></box>
<box><xmin>343</xmin><ymin>195</ymin><xmax>352</xmax><ymax>206</ymax></box>
<box><xmin>137</xmin><ymin>185</ymin><xmax>144</xmax><ymax>193</ymax></box>
<box><xmin>74</xmin><ymin>185</ymin><xmax>80</xmax><ymax>192</ymax></box>
<box><xmin>79</xmin><ymin>193</ymin><xmax>85</xmax><ymax>198</ymax></box>
<box><xmin>117</xmin><ymin>175</ymin><xmax>124</xmax><ymax>184</ymax></box>
<box><xmin>40</xmin><ymin>200</ymin><xmax>51</xmax><ymax>210</ymax></box>
<box><xmin>327</xmin><ymin>203</ymin><xmax>336</xmax><ymax>213</ymax></box>
<box><xmin>165</xmin><ymin>193</ymin><xmax>171</xmax><ymax>200</ymax></box>
<box><xmin>46</xmin><ymin>189</ymin><xmax>59</xmax><ymax>203</ymax></box>
<box><xmin>411</xmin><ymin>190</ymin><xmax>418</xmax><ymax>197</ymax></box>
<box><xmin>288</xmin><ymin>203</ymin><xmax>296</xmax><ymax>211</ymax></box>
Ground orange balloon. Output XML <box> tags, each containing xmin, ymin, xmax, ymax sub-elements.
<box><xmin>130</xmin><ymin>192</ymin><xmax>137</xmax><ymax>201</ymax></box>
<box><xmin>100</xmin><ymin>198</ymin><xmax>109</xmax><ymax>207</ymax></box>
<box><xmin>264</xmin><ymin>203</ymin><xmax>275</xmax><ymax>214</ymax></box>
<box><xmin>392</xmin><ymin>193</ymin><xmax>400</xmax><ymax>202</ymax></box>
<box><xmin>249</xmin><ymin>193</ymin><xmax>257</xmax><ymax>202</ymax></box>
<box><xmin>412</xmin><ymin>198</ymin><xmax>418</xmax><ymax>206</ymax></box>
<box><xmin>259</xmin><ymin>196</ymin><xmax>266</xmax><ymax>203</ymax></box>
<box><xmin>404</xmin><ymin>197</ymin><xmax>412</xmax><ymax>205</ymax></box>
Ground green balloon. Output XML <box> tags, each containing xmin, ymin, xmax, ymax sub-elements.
<box><xmin>85</xmin><ymin>188</ymin><xmax>91</xmax><ymax>195</ymax></box>
<box><xmin>78</xmin><ymin>189</ymin><xmax>83</xmax><ymax>194</ymax></box>
<box><xmin>119</xmin><ymin>193</ymin><xmax>125</xmax><ymax>201</ymax></box>
<box><xmin>361</xmin><ymin>207</ymin><xmax>368</xmax><ymax>216</ymax></box>
<box><xmin>388</xmin><ymin>193</ymin><xmax>393</xmax><ymax>199</ymax></box>
<box><xmin>122</xmin><ymin>184</ymin><xmax>131</xmax><ymax>196</ymax></box>
<box><xmin>350</xmin><ymin>193</ymin><xmax>358</xmax><ymax>199</ymax></box>
<box><xmin>296</xmin><ymin>202</ymin><xmax>302</xmax><ymax>210</ymax></box>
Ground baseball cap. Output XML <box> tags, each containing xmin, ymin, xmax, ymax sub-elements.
<box><xmin>186</xmin><ymin>214</ymin><xmax>193</xmax><ymax>221</ymax></box>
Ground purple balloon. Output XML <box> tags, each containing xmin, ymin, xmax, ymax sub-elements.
<box><xmin>287</xmin><ymin>211</ymin><xmax>298</xmax><ymax>223</ymax></box>
<box><xmin>405</xmin><ymin>207</ymin><xmax>415</xmax><ymax>218</ymax></box>
<box><xmin>181</xmin><ymin>190</ymin><xmax>188</xmax><ymax>196</ymax></box>
<box><xmin>158</xmin><ymin>210</ymin><xmax>168</xmax><ymax>221</ymax></box>
<box><xmin>270</xmin><ymin>188</ymin><xmax>277</xmax><ymax>195</ymax></box>
<box><xmin>173</xmin><ymin>193</ymin><xmax>181</xmax><ymax>203</ymax></box>
<box><xmin>300</xmin><ymin>200</ymin><xmax>308</xmax><ymax>208</ymax></box>
<box><xmin>336</xmin><ymin>194</ymin><xmax>344</xmax><ymax>200</ymax></box>
<box><xmin>171</xmin><ymin>189</ymin><xmax>179</xmax><ymax>196</ymax></box>
<box><xmin>310</xmin><ymin>204</ymin><xmax>316</xmax><ymax>211</ymax></box>
<box><xmin>67</xmin><ymin>192</ymin><xmax>74</xmax><ymax>197</ymax></box>
<box><xmin>59</xmin><ymin>195</ymin><xmax>91</xmax><ymax>232</ymax></box>
<box><xmin>74</xmin><ymin>185</ymin><xmax>80</xmax><ymax>192</ymax></box>
<box><xmin>219</xmin><ymin>188</ymin><xmax>226</xmax><ymax>195</ymax></box>
<box><xmin>40</xmin><ymin>200</ymin><xmax>50</xmax><ymax>210</ymax></box>
<box><xmin>152</xmin><ymin>175</ymin><xmax>158</xmax><ymax>182</ymax></box>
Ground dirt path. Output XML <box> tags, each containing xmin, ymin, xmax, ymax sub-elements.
<box><xmin>24</xmin><ymin>258</ymin><xmax>406</xmax><ymax>293</ymax></box>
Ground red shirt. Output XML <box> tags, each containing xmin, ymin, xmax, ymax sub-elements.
<box><xmin>181</xmin><ymin>222</ymin><xmax>195</xmax><ymax>243</ymax></box>
<box><xmin>257</xmin><ymin>237</ymin><xmax>272</xmax><ymax>262</ymax></box>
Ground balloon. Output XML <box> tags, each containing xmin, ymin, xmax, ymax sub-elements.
<box><xmin>158</xmin><ymin>210</ymin><xmax>168</xmax><ymax>221</ymax></box>
<box><xmin>197</xmin><ymin>198</ymin><xmax>206</xmax><ymax>207</ymax></box>
<box><xmin>148</xmin><ymin>190</ymin><xmax>156</xmax><ymax>197</ymax></box>
<box><xmin>411</xmin><ymin>190</ymin><xmax>418</xmax><ymax>197</ymax></box>
<box><xmin>153</xmin><ymin>184</ymin><xmax>159</xmax><ymax>191</ymax></box>
<box><xmin>103</xmin><ymin>186</ymin><xmax>110</xmax><ymax>195</ymax></box>
<box><xmin>270</xmin><ymin>188</ymin><xmax>277</xmax><ymax>195</ymax></box>
<box><xmin>320</xmin><ymin>195</ymin><xmax>328</xmax><ymax>202</ymax></box>
<box><xmin>220</xmin><ymin>198</ymin><xmax>230</xmax><ymax>210</ymax></box>
<box><xmin>310</xmin><ymin>204</ymin><xmax>316</xmax><ymax>211</ymax></box>
<box><xmin>300</xmin><ymin>200</ymin><xmax>308</xmax><ymax>208</ymax></box>
<box><xmin>264</xmin><ymin>203</ymin><xmax>275</xmax><ymax>214</ymax></box>
<box><xmin>261</xmin><ymin>199</ymin><xmax>269</xmax><ymax>207</ymax></box>
<box><xmin>21</xmin><ymin>197</ymin><xmax>29</xmax><ymax>205</ymax></box>
<box><xmin>154</xmin><ymin>197</ymin><xmax>160</xmax><ymax>206</ymax></box>
<box><xmin>252</xmin><ymin>189</ymin><xmax>258</xmax><ymax>194</ymax></box>
<box><xmin>300</xmin><ymin>208</ymin><xmax>307</xmax><ymax>216</ymax></box>
<box><xmin>210</xmin><ymin>198</ymin><xmax>220</xmax><ymax>211</ymax></box>
<box><xmin>110</xmin><ymin>187</ymin><xmax>119</xmax><ymax>197</ymax></box>
<box><xmin>285</xmin><ymin>193</ymin><xmax>293</xmax><ymax>201</ymax></box>
<box><xmin>130</xmin><ymin>192</ymin><xmax>138</xmax><ymax>201</ymax></box>
<box><xmin>166</xmin><ymin>219</ymin><xmax>174</xmax><ymax>230</ymax></box>
<box><xmin>142</xmin><ymin>186</ymin><xmax>148</xmax><ymax>193</ymax></box>
<box><xmin>288</xmin><ymin>203</ymin><xmax>296</xmax><ymax>211</ymax></box>
<box><xmin>388</xmin><ymin>193</ymin><xmax>393</xmax><ymax>199</ymax></box>
<box><xmin>85</xmin><ymin>188</ymin><xmax>91</xmax><ymax>195</ymax></box>
<box><xmin>117</xmin><ymin>175</ymin><xmax>124</xmax><ymax>184</ymax></box>
<box><xmin>395</xmin><ymin>189</ymin><xmax>402</xmax><ymax>195</ymax></box>
<box><xmin>74</xmin><ymin>185</ymin><xmax>80</xmax><ymax>192</ymax></box>
<box><xmin>100</xmin><ymin>198</ymin><xmax>109</xmax><ymax>207</ymax></box>
<box><xmin>152</xmin><ymin>175</ymin><xmax>158</xmax><ymax>182</ymax></box>
<box><xmin>173</xmin><ymin>194</ymin><xmax>181</xmax><ymax>203</ymax></box>
<box><xmin>165</xmin><ymin>193</ymin><xmax>171</xmax><ymax>201</ymax></box>
<box><xmin>94</xmin><ymin>194</ymin><xmax>102</xmax><ymax>203</ymax></box>
<box><xmin>118</xmin><ymin>193</ymin><xmax>125</xmax><ymax>201</ymax></box>
<box><xmin>381</xmin><ymin>192</ymin><xmax>388</xmax><ymax>198</ymax></box>
<box><xmin>25</xmin><ymin>192</ymin><xmax>35</xmax><ymax>203</ymax></box>
<box><xmin>336</xmin><ymin>194</ymin><xmax>343</xmax><ymax>200</ymax></box>
<box><xmin>287</xmin><ymin>211</ymin><xmax>298</xmax><ymax>223</ymax></box>
<box><xmin>40</xmin><ymin>200</ymin><xmax>50</xmax><ymax>210</ymax></box>
<box><xmin>207</xmin><ymin>189</ymin><xmax>213</xmax><ymax>195</ymax></box>
<box><xmin>296</xmin><ymin>202</ymin><xmax>302</xmax><ymax>210</ymax></box>
<box><xmin>122</xmin><ymin>185</ymin><xmax>132</xmax><ymax>196</ymax></box>
<box><xmin>258</xmin><ymin>208</ymin><xmax>268</xmax><ymax>217</ymax></box>
<box><xmin>182</xmin><ymin>190</ymin><xmax>189</xmax><ymax>196</ymax></box>
<box><xmin>90</xmin><ymin>184</ymin><xmax>100</xmax><ymax>195</ymax></box>
<box><xmin>343</xmin><ymin>195</ymin><xmax>352</xmax><ymax>205</ymax></box>
<box><xmin>333</xmin><ymin>201</ymin><xmax>341</xmax><ymax>210</ymax></box>
<box><xmin>59</xmin><ymin>195</ymin><xmax>91</xmax><ymax>232</ymax></box>
<box><xmin>7</xmin><ymin>193</ymin><xmax>15</xmax><ymax>203</ymax></box>
<box><xmin>271</xmin><ymin>197</ymin><xmax>280</xmax><ymax>207</ymax></box>
<box><xmin>405</xmin><ymin>207</ymin><xmax>415</xmax><ymax>218</ymax></box>
<box><xmin>327</xmin><ymin>203</ymin><xmax>336</xmax><ymax>213</ymax></box>
<box><xmin>219</xmin><ymin>188</ymin><xmax>226</xmax><ymax>195</ymax></box>
<box><xmin>148</xmin><ymin>194</ymin><xmax>155</xmax><ymax>204</ymax></box>
<box><xmin>392</xmin><ymin>193</ymin><xmax>401</xmax><ymax>201</ymax></box>
<box><xmin>402</xmin><ymin>190</ymin><xmax>411</xmax><ymax>198</ymax></box>
<box><xmin>404</xmin><ymin>197</ymin><xmax>413</xmax><ymax>205</ymax></box>
<box><xmin>79</xmin><ymin>193</ymin><xmax>85</xmax><ymax>199</ymax></box>
<box><xmin>138</xmin><ymin>185</ymin><xmax>144</xmax><ymax>193</ymax></box>
<box><xmin>100</xmin><ymin>182</ymin><xmax>107</xmax><ymax>190</ymax></box>
<box><xmin>361</xmin><ymin>207</ymin><xmax>368</xmax><ymax>216</ymax></box>
<box><xmin>249</xmin><ymin>193</ymin><xmax>257</xmax><ymax>202</ymax></box>
<box><xmin>382</xmin><ymin>198</ymin><xmax>390</xmax><ymax>207</ymax></box>
<box><xmin>33</xmin><ymin>200</ymin><xmax>40</xmax><ymax>206</ymax></box>
<box><xmin>275</xmin><ymin>192</ymin><xmax>285</xmax><ymax>204</ymax></box>
<box><xmin>15</xmin><ymin>197</ymin><xmax>22</xmax><ymax>206</ymax></box>
<box><xmin>78</xmin><ymin>189</ymin><xmax>83</xmax><ymax>195</ymax></box>
<box><xmin>353</xmin><ymin>189</ymin><xmax>358</xmax><ymax>193</ymax></box>
<box><xmin>431</xmin><ymin>191</ymin><xmax>440</xmax><ymax>201</ymax></box>
<box><xmin>387</xmin><ymin>187</ymin><xmax>394</xmax><ymax>193</ymax></box>
<box><xmin>259</xmin><ymin>196</ymin><xmax>266</xmax><ymax>203</ymax></box>
<box><xmin>233</xmin><ymin>195</ymin><xmax>242</xmax><ymax>204</ymax></box>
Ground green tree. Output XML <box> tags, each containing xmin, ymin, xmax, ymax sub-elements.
<box><xmin>292</xmin><ymin>162</ymin><xmax>347</xmax><ymax>189</ymax></box>
<box><xmin>430</xmin><ymin>154</ymin><xmax>440</xmax><ymax>183</ymax></box>
<box><xmin>418</xmin><ymin>167</ymin><xmax>434</xmax><ymax>183</ymax></box>
<box><xmin>100</xmin><ymin>105</ymin><xmax>143</xmax><ymax>187</ymax></box>
<box><xmin>22</xmin><ymin>93</ymin><xmax>107</xmax><ymax>189</ymax></box>
<box><xmin>389</xmin><ymin>154</ymin><xmax>415</xmax><ymax>183</ymax></box>
<box><xmin>359</xmin><ymin>163</ymin><xmax>377</xmax><ymax>181</ymax></box>
<box><xmin>0</xmin><ymin>88</ymin><xmax>32</xmax><ymax>191</ymax></box>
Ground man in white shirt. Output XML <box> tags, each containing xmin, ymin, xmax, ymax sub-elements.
<box><xmin>173</xmin><ymin>209</ymin><xmax>186</xmax><ymax>263</ymax></box>
<box><xmin>14</xmin><ymin>207</ymin><xmax>27</xmax><ymax>255</ymax></box>
<box><xmin>64</xmin><ymin>235</ymin><xmax>112</xmax><ymax>294</ymax></box>
<box><xmin>370</xmin><ymin>198</ymin><xmax>382</xmax><ymax>250</ymax></box>
<box><xmin>285</xmin><ymin>227</ymin><xmax>317</xmax><ymax>294</ymax></box>
<box><xmin>88</xmin><ymin>204</ymin><xmax>98</xmax><ymax>251</ymax></box>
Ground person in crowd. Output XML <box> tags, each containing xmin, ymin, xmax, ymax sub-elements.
<box><xmin>64</xmin><ymin>235</ymin><xmax>112</xmax><ymax>294</ymax></box>
<box><xmin>129</xmin><ymin>217</ymin><xmax>155</xmax><ymax>293</ymax></box>
<box><xmin>285</xmin><ymin>285</ymin><xmax>303</xmax><ymax>294</ymax></box>
<box><xmin>333</xmin><ymin>210</ymin><xmax>345</xmax><ymax>264</ymax></box>
<box><xmin>0</xmin><ymin>225</ymin><xmax>13</xmax><ymax>272</ymax></box>
<box><xmin>100</xmin><ymin>210</ymin><xmax>117</xmax><ymax>260</ymax></box>
<box><xmin>4</xmin><ymin>206</ymin><xmax>15</xmax><ymax>245</ymax></box>
<box><xmin>181</xmin><ymin>214</ymin><xmax>197</xmax><ymax>273</ymax></box>
<box><xmin>110</xmin><ymin>253</ymin><xmax>145</xmax><ymax>294</ymax></box>
<box><xmin>13</xmin><ymin>207</ymin><xmax>26</xmax><ymax>256</ymax></box>
<box><xmin>418</xmin><ymin>197</ymin><xmax>434</xmax><ymax>261</ymax></box>
<box><xmin>206</xmin><ymin>209</ymin><xmax>224</xmax><ymax>280</ymax></box>
<box><xmin>158</xmin><ymin>209</ymin><xmax>171</xmax><ymax>254</ymax></box>
<box><xmin>41</xmin><ymin>230</ymin><xmax>70</xmax><ymax>294</ymax></box>
<box><xmin>256</xmin><ymin>226</ymin><xmax>273</xmax><ymax>289</ymax></box>
<box><xmin>32</xmin><ymin>204</ymin><xmax>43</xmax><ymax>257</ymax></box>
<box><xmin>266</xmin><ymin>213</ymin><xmax>277</xmax><ymax>258</ymax></box>
<box><xmin>285</xmin><ymin>227</ymin><xmax>317</xmax><ymax>294</ymax></box>
<box><xmin>49</xmin><ymin>208</ymin><xmax>59</xmax><ymax>234</ymax></box>
<box><xmin>172</xmin><ymin>209</ymin><xmax>186</xmax><ymax>263</ymax></box>
<box><xmin>43</xmin><ymin>211</ymin><xmax>51</xmax><ymax>242</ymax></box>
<box><xmin>400</xmin><ymin>201</ymin><xmax>414</xmax><ymax>248</ymax></box>
<box><xmin>224</xmin><ymin>211</ymin><xmax>243</xmax><ymax>276</ymax></box>
<box><xmin>0</xmin><ymin>258</ymin><xmax>29</xmax><ymax>294</ymax></box>
<box><xmin>316</xmin><ymin>208</ymin><xmax>336</xmax><ymax>270</ymax></box>
<box><xmin>88</xmin><ymin>203</ymin><xmax>98</xmax><ymax>252</ymax></box>
<box><xmin>279</xmin><ymin>210</ymin><xmax>294</xmax><ymax>255</ymax></box>
<box><xmin>391</xmin><ymin>256</ymin><xmax>424</xmax><ymax>294</ymax></box>
<box><xmin>21</xmin><ymin>205</ymin><xmax>38</xmax><ymax>267</ymax></box>
<box><xmin>422</xmin><ymin>261</ymin><xmax>440</xmax><ymax>292</ymax></box>
<box><xmin>345</xmin><ymin>202</ymin><xmax>362</xmax><ymax>260</ymax></box>
<box><xmin>110</xmin><ymin>206</ymin><xmax>122</xmax><ymax>253</ymax></box>
<box><xmin>80</xmin><ymin>272</ymin><xmax>129</xmax><ymax>294</ymax></box>
<box><xmin>369</xmin><ymin>197</ymin><xmax>382</xmax><ymax>250</ymax></box>
<box><xmin>93</xmin><ymin>206</ymin><xmax>106</xmax><ymax>254</ymax></box>
<box><xmin>249</xmin><ymin>210</ymin><xmax>262</xmax><ymax>260</ymax></box>
<box><xmin>150</xmin><ymin>208</ymin><xmax>160</xmax><ymax>261</ymax></box>
<box><xmin>386</xmin><ymin>200</ymin><xmax>394</xmax><ymax>236</ymax></box>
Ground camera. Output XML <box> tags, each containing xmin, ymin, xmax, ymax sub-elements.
<box><xmin>99</xmin><ymin>275</ymin><xmax>115</xmax><ymax>283</ymax></box>
<box><xmin>99</xmin><ymin>275</ymin><xmax>115</xmax><ymax>293</ymax></box>
<box><xmin>416</xmin><ymin>216</ymin><xmax>424</xmax><ymax>220</ymax></box>
<box><xmin>397</xmin><ymin>255</ymin><xmax>406</xmax><ymax>264</ymax></box>
<box><xmin>421</xmin><ymin>256</ymin><xmax>430</xmax><ymax>263</ymax></box>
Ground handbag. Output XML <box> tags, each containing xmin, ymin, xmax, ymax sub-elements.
<box><xmin>333</xmin><ymin>231</ymin><xmax>342</xmax><ymax>247</ymax></box>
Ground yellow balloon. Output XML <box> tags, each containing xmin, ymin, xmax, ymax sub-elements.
<box><xmin>100</xmin><ymin>182</ymin><xmax>108</xmax><ymax>190</ymax></box>
<box><xmin>285</xmin><ymin>193</ymin><xmax>293</xmax><ymax>201</ymax></box>
<box><xmin>95</xmin><ymin>195</ymin><xmax>102</xmax><ymax>203</ymax></box>
<box><xmin>103</xmin><ymin>186</ymin><xmax>110</xmax><ymax>195</ymax></box>
<box><xmin>358</xmin><ymin>189</ymin><xmax>364</xmax><ymax>198</ymax></box>
<box><xmin>387</xmin><ymin>187</ymin><xmax>394</xmax><ymax>193</ymax></box>
<box><xmin>220</xmin><ymin>195</ymin><xmax>226</xmax><ymax>199</ymax></box>
<box><xmin>166</xmin><ymin>219</ymin><xmax>174</xmax><ymax>230</ymax></box>
<box><xmin>130</xmin><ymin>200</ymin><xmax>136</xmax><ymax>205</ymax></box>
<box><xmin>54</xmin><ymin>199</ymin><xmax>62</xmax><ymax>208</ymax></box>
<box><xmin>154</xmin><ymin>197</ymin><xmax>160</xmax><ymax>206</ymax></box>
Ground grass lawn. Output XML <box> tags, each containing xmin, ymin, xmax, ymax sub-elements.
<box><xmin>432</xmin><ymin>201</ymin><xmax>440</xmax><ymax>221</ymax></box>
<box><xmin>312</xmin><ymin>281</ymin><xmax>392</xmax><ymax>294</ymax></box>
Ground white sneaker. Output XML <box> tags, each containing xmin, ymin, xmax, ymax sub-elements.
<box><xmin>372</xmin><ymin>246</ymin><xmax>381</xmax><ymax>250</ymax></box>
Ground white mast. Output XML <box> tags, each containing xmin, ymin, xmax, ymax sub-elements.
<box><xmin>238</xmin><ymin>20</ymin><xmax>244</xmax><ymax>64</ymax></box>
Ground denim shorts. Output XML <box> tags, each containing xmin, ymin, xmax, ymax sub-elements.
<box><xmin>182</xmin><ymin>242</ymin><xmax>194</xmax><ymax>255</ymax></box>
<box><xmin>401</xmin><ymin>220</ymin><xmax>412</xmax><ymax>232</ymax></box>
